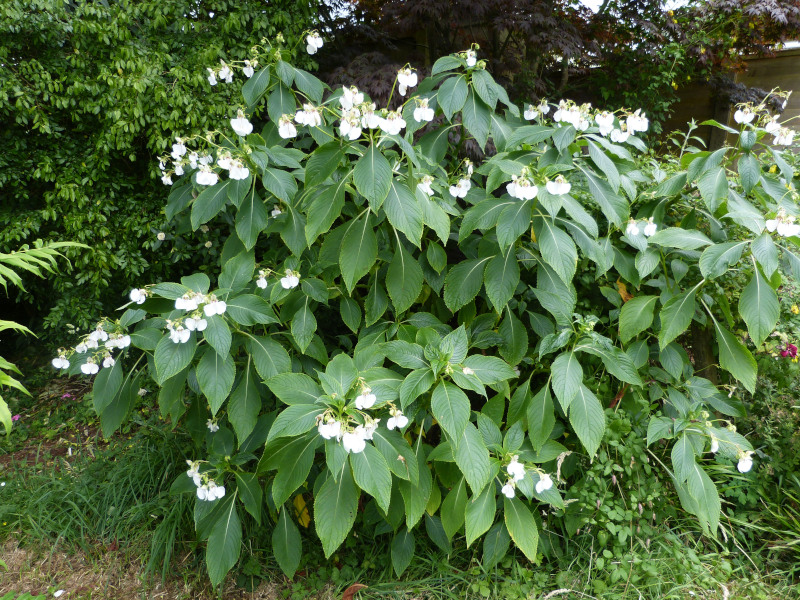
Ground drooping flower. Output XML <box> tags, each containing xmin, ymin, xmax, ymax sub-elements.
<box><xmin>295</xmin><ymin>103</ymin><xmax>323</xmax><ymax>128</ymax></box>
<box><xmin>361</xmin><ymin>103</ymin><xmax>382</xmax><ymax>130</ymax></box>
<box><xmin>626</xmin><ymin>109</ymin><xmax>649</xmax><ymax>133</ymax></box>
<box><xmin>449</xmin><ymin>178</ymin><xmax>471</xmax><ymax>199</ymax></box>
<box><xmin>81</xmin><ymin>359</ymin><xmax>100</xmax><ymax>375</ymax></box>
<box><xmin>129</xmin><ymin>288</ymin><xmax>147</xmax><ymax>304</ymax></box>
<box><xmin>339</xmin><ymin>109</ymin><xmax>363</xmax><ymax>141</ymax></box>
<box><xmin>379</xmin><ymin>110</ymin><xmax>406</xmax><ymax>135</ymax></box>
<box><xmin>737</xmin><ymin>450</ymin><xmax>754</xmax><ymax>473</ymax></box>
<box><xmin>52</xmin><ymin>355</ymin><xmax>70</xmax><ymax>370</ymax></box>
<box><xmin>397</xmin><ymin>67</ymin><xmax>418</xmax><ymax>97</ymax></box>
<box><xmin>465</xmin><ymin>49</ymin><xmax>477</xmax><ymax>68</ymax></box>
<box><xmin>625</xmin><ymin>219</ymin><xmax>640</xmax><ymax>236</ymax></box>
<box><xmin>102</xmin><ymin>355</ymin><xmax>115</xmax><ymax>369</ymax></box>
<box><xmin>595</xmin><ymin>111</ymin><xmax>615</xmax><ymax>137</ymax></box>
<box><xmin>523</xmin><ymin>104</ymin><xmax>537</xmax><ymax>120</ymax></box>
<box><xmin>280</xmin><ymin>270</ymin><xmax>300</xmax><ymax>289</ymax></box>
<box><xmin>161</xmin><ymin>174</ymin><xmax>172</xmax><ymax>186</ymax></box>
<box><xmin>207</xmin><ymin>68</ymin><xmax>217</xmax><ymax>86</ymax></box>
<box><xmin>306</xmin><ymin>31</ymin><xmax>324</xmax><ymax>55</ymax></box>
<box><xmin>228</xmin><ymin>159</ymin><xmax>250</xmax><ymax>180</ymax></box>
<box><xmin>501</xmin><ymin>482</ymin><xmax>516</xmax><ymax>498</ymax></box>
<box><xmin>186</xmin><ymin>460</ymin><xmax>202</xmax><ymax>487</ymax></box>
<box><xmin>207</xmin><ymin>419</ymin><xmax>220</xmax><ymax>433</ymax></box>
<box><xmin>168</xmin><ymin>324</ymin><xmax>191</xmax><ymax>344</ymax></box>
<box><xmin>417</xmin><ymin>175</ymin><xmax>435</xmax><ymax>196</ymax></box>
<box><xmin>243</xmin><ymin>60</ymin><xmax>255</xmax><ymax>78</ymax></box>
<box><xmin>506</xmin><ymin>175</ymin><xmax>538</xmax><ymax>201</ymax></box>
<box><xmin>271</xmin><ymin>206</ymin><xmax>283</xmax><ymax>218</ymax></box>
<box><xmin>185</xmin><ymin>316</ymin><xmax>208</xmax><ymax>332</ymax></box>
<box><xmin>413</xmin><ymin>98</ymin><xmax>434</xmax><ymax>123</ymax></box>
<box><xmin>217</xmin><ymin>152</ymin><xmax>233</xmax><ymax>170</ymax></box>
<box><xmin>196</xmin><ymin>166</ymin><xmax>219</xmax><ymax>186</ymax></box>
<box><xmin>610</xmin><ymin>123</ymin><xmax>630</xmax><ymax>144</ymax></box>
<box><xmin>203</xmin><ymin>298</ymin><xmax>227</xmax><ymax>317</ymax></box>
<box><xmin>734</xmin><ymin>106</ymin><xmax>755</xmax><ymax>125</ymax></box>
<box><xmin>709</xmin><ymin>438</ymin><xmax>719</xmax><ymax>453</ymax></box>
<box><xmin>535</xmin><ymin>473</ymin><xmax>554</xmax><ymax>494</ymax></box>
<box><xmin>342</xmin><ymin>428</ymin><xmax>367</xmax><ymax>454</ymax></box>
<box><xmin>256</xmin><ymin>270</ymin><xmax>268</xmax><ymax>289</ymax></box>
<box><xmin>764</xmin><ymin>116</ymin><xmax>781</xmax><ymax>134</ymax></box>
<box><xmin>230</xmin><ymin>110</ymin><xmax>253</xmax><ymax>137</ymax></box>
<box><xmin>766</xmin><ymin>209</ymin><xmax>800</xmax><ymax>237</ymax></box>
<box><xmin>506</xmin><ymin>457</ymin><xmax>526</xmax><ymax>482</ymax></box>
<box><xmin>171</xmin><ymin>139</ymin><xmax>187</xmax><ymax>160</ymax></box>
<box><xmin>643</xmin><ymin>217</ymin><xmax>658</xmax><ymax>237</ymax></box>
<box><xmin>339</xmin><ymin>85</ymin><xmax>364</xmax><ymax>110</ymax></box>
<box><xmin>278</xmin><ymin>114</ymin><xmax>297</xmax><ymax>139</ymax></box>
<box><xmin>218</xmin><ymin>62</ymin><xmax>233</xmax><ymax>84</ymax></box>
<box><xmin>387</xmin><ymin>407</ymin><xmax>409</xmax><ymax>430</ymax></box>
<box><xmin>318</xmin><ymin>416</ymin><xmax>342</xmax><ymax>441</ymax></box>
<box><xmin>545</xmin><ymin>175</ymin><xmax>571</xmax><ymax>196</ymax></box>
<box><xmin>175</xmin><ymin>293</ymin><xmax>201</xmax><ymax>311</ymax></box>
<box><xmin>773</xmin><ymin>127</ymin><xmax>795</xmax><ymax>146</ymax></box>
<box><xmin>355</xmin><ymin>389</ymin><xmax>377</xmax><ymax>410</ymax></box>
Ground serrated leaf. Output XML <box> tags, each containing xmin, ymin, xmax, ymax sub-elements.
<box><xmin>431</xmin><ymin>381</ymin><xmax>471</xmax><ymax>441</ymax></box>
<box><xmin>386</xmin><ymin>241</ymin><xmax>424</xmax><ymax>314</ymax></box>
<box><xmin>569</xmin><ymin>384</ymin><xmax>605</xmax><ymax>457</ymax></box>
<box><xmin>618</xmin><ymin>295</ymin><xmax>657</xmax><ymax>343</ymax></box>
<box><xmin>739</xmin><ymin>268</ymin><xmax>779</xmax><ymax>347</ymax></box>
<box><xmin>713</xmin><ymin>320</ymin><xmax>757</xmax><ymax>393</ymax></box>
<box><xmin>550</xmin><ymin>352</ymin><xmax>582</xmax><ymax>411</ymax></box>
<box><xmin>444</xmin><ymin>257</ymin><xmax>491</xmax><ymax>312</ymax></box>
<box><xmin>314</xmin><ymin>465</ymin><xmax>359</xmax><ymax>558</ymax></box>
<box><xmin>350</xmin><ymin>444</ymin><xmax>392</xmax><ymax>513</ymax></box>
<box><xmin>354</xmin><ymin>144</ymin><xmax>392</xmax><ymax>208</ymax></box>
<box><xmin>503</xmin><ymin>496</ymin><xmax>539</xmax><ymax>562</ymax></box>
<box><xmin>339</xmin><ymin>211</ymin><xmax>377</xmax><ymax>293</ymax></box>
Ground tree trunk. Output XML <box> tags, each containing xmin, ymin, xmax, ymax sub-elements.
<box><xmin>690</xmin><ymin>321</ymin><xmax>718</xmax><ymax>384</ymax></box>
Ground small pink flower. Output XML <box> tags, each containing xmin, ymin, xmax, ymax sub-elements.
<box><xmin>61</xmin><ymin>393</ymin><xmax>73</xmax><ymax>400</ymax></box>
<box><xmin>11</xmin><ymin>414</ymin><xmax>20</xmax><ymax>422</ymax></box>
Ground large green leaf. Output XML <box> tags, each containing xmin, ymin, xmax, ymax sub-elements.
<box><xmin>618</xmin><ymin>295</ymin><xmax>657</xmax><ymax>343</ymax></box>
<box><xmin>385</xmin><ymin>179</ymin><xmax>424</xmax><ymax>247</ymax></box>
<box><xmin>527</xmin><ymin>385</ymin><xmax>555</xmax><ymax>452</ymax></box>
<box><xmin>235</xmin><ymin>188</ymin><xmax>267</xmax><ymax>249</ymax></box>
<box><xmin>391</xmin><ymin>528</ymin><xmax>415</xmax><ymax>577</ymax></box>
<box><xmin>537</xmin><ymin>219</ymin><xmax>577</xmax><ymax>285</ymax></box>
<box><xmin>658</xmin><ymin>286</ymin><xmax>698</xmax><ymax>350</ymax></box>
<box><xmin>305</xmin><ymin>142</ymin><xmax>344</xmax><ymax>187</ymax></box>
<box><xmin>484</xmin><ymin>248</ymin><xmax>519</xmax><ymax>312</ymax></box>
<box><xmin>197</xmin><ymin>348</ymin><xmax>236</xmax><ymax>415</ymax></box>
<box><xmin>354</xmin><ymin>144</ymin><xmax>392</xmax><ymax>208</ymax></box>
<box><xmin>206</xmin><ymin>496</ymin><xmax>242</xmax><ymax>586</ymax></box>
<box><xmin>339</xmin><ymin>211</ymin><xmax>377</xmax><ymax>293</ymax></box>
<box><xmin>305</xmin><ymin>177</ymin><xmax>348</xmax><ymax>246</ymax></box>
<box><xmin>386</xmin><ymin>241</ymin><xmax>424</xmax><ymax>314</ymax></box>
<box><xmin>242</xmin><ymin>66</ymin><xmax>270</xmax><ymax>105</ymax></box>
<box><xmin>462</xmin><ymin>89</ymin><xmax>491</xmax><ymax>148</ymax></box>
<box><xmin>444</xmin><ymin>257</ymin><xmax>491</xmax><ymax>312</ymax></box>
<box><xmin>648</xmin><ymin>228</ymin><xmax>712</xmax><ymax>251</ymax></box>
<box><xmin>431</xmin><ymin>381</ymin><xmax>471</xmax><ymax>441</ymax></box>
<box><xmin>550</xmin><ymin>352</ymin><xmax>582</xmax><ymax>411</ymax></box>
<box><xmin>191</xmin><ymin>180</ymin><xmax>231</xmax><ymax>230</ymax></box>
<box><xmin>713</xmin><ymin>320</ymin><xmax>757</xmax><ymax>393</ymax></box>
<box><xmin>350</xmin><ymin>444</ymin><xmax>392</xmax><ymax>513</ymax></box>
<box><xmin>568</xmin><ymin>384</ymin><xmax>605</xmax><ymax>457</ymax></box>
<box><xmin>441</xmin><ymin>478</ymin><xmax>468</xmax><ymax>539</ymax></box>
<box><xmin>453</xmin><ymin>422</ymin><xmax>492</xmax><ymax>494</ymax></box>
<box><xmin>154</xmin><ymin>334</ymin><xmax>196</xmax><ymax>384</ymax></box>
<box><xmin>465</xmin><ymin>483</ymin><xmax>496</xmax><ymax>547</ymax></box>
<box><xmin>739</xmin><ymin>268</ymin><xmax>779</xmax><ymax>347</ymax></box>
<box><xmin>272</xmin><ymin>508</ymin><xmax>302</xmax><ymax>578</ymax></box>
<box><xmin>503</xmin><ymin>496</ymin><xmax>539</xmax><ymax>562</ymax></box>
<box><xmin>246</xmin><ymin>335</ymin><xmax>291</xmax><ymax>380</ymax></box>
<box><xmin>228</xmin><ymin>362</ymin><xmax>261</xmax><ymax>443</ymax></box>
<box><xmin>698</xmin><ymin>241</ymin><xmax>748</xmax><ymax>279</ymax></box>
<box><xmin>696</xmin><ymin>167</ymin><xmax>727</xmax><ymax>212</ymax></box>
<box><xmin>291</xmin><ymin>297</ymin><xmax>317</xmax><ymax>352</ymax></box>
<box><xmin>438</xmin><ymin>75</ymin><xmax>468</xmax><ymax>120</ymax></box>
<box><xmin>267</xmin><ymin>373</ymin><xmax>323</xmax><ymax>405</ymax></box>
<box><xmin>314</xmin><ymin>465</ymin><xmax>359</xmax><ymax>558</ymax></box>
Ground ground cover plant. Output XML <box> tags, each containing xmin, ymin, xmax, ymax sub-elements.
<box><xmin>35</xmin><ymin>31</ymin><xmax>800</xmax><ymax>592</ymax></box>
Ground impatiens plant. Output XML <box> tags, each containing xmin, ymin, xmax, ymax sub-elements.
<box><xmin>54</xmin><ymin>35</ymin><xmax>798</xmax><ymax>585</ymax></box>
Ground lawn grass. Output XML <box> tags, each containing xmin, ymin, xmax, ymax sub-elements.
<box><xmin>1</xmin><ymin>373</ymin><xmax>799</xmax><ymax>600</ymax></box>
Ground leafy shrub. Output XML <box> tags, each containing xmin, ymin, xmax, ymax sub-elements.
<box><xmin>53</xmin><ymin>38</ymin><xmax>799</xmax><ymax>586</ymax></box>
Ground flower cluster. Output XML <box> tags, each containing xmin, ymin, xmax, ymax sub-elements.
<box><xmin>506</xmin><ymin>174</ymin><xmax>538</xmax><ymax>201</ymax></box>
<box><xmin>53</xmin><ymin>322</ymin><xmax>132</xmax><ymax>375</ymax></box>
<box><xmin>500</xmin><ymin>455</ymin><xmax>554</xmax><ymax>498</ymax></box>
<box><xmin>396</xmin><ymin>67</ymin><xmax>418</xmax><ymax>97</ymax></box>
<box><xmin>736</xmin><ymin>101</ymin><xmax>795</xmax><ymax>146</ymax></box>
<box><xmin>766</xmin><ymin>208</ymin><xmax>800</xmax><ymax>237</ymax></box>
<box><xmin>625</xmin><ymin>217</ymin><xmax>658</xmax><ymax>237</ymax></box>
<box><xmin>186</xmin><ymin>461</ymin><xmax>226</xmax><ymax>501</ymax></box>
<box><xmin>523</xmin><ymin>99</ymin><xmax>550</xmax><ymax>121</ymax></box>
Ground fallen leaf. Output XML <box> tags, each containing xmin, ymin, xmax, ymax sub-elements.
<box><xmin>616</xmin><ymin>279</ymin><xmax>633</xmax><ymax>303</ymax></box>
<box><xmin>342</xmin><ymin>583</ymin><xmax>368</xmax><ymax>600</ymax></box>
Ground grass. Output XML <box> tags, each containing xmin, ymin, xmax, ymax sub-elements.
<box><xmin>2</xmin><ymin>372</ymin><xmax>800</xmax><ymax>599</ymax></box>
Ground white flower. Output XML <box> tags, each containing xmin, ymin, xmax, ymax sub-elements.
<box><xmin>138</xmin><ymin>388</ymin><xmax>149</xmax><ymax>397</ymax></box>
<box><xmin>81</xmin><ymin>360</ymin><xmax>99</xmax><ymax>375</ymax></box>
<box><xmin>169</xmin><ymin>325</ymin><xmax>191</xmax><ymax>344</ymax></box>
<box><xmin>576</xmin><ymin>117</ymin><xmax>591</xmax><ymax>132</ymax></box>
<box><xmin>462</xmin><ymin>366</ymin><xmax>475</xmax><ymax>375</ymax></box>
<box><xmin>501</xmin><ymin>482</ymin><xmax>516</xmax><ymax>498</ymax></box>
<box><xmin>217</xmin><ymin>152</ymin><xmax>233</xmax><ymax>170</ymax></box>
<box><xmin>271</xmin><ymin>206</ymin><xmax>283</xmax><ymax>218</ymax></box>
<box><xmin>595</xmin><ymin>111</ymin><xmax>615</xmax><ymax>136</ymax></box>
<box><xmin>417</xmin><ymin>175</ymin><xmax>435</xmax><ymax>196</ymax></box>
<box><xmin>523</xmin><ymin>104</ymin><xmax>537</xmax><ymax>120</ymax></box>
<box><xmin>339</xmin><ymin>110</ymin><xmax>363</xmax><ymax>141</ymax></box>
<box><xmin>643</xmin><ymin>217</ymin><xmax>658</xmax><ymax>237</ymax></box>
<box><xmin>54</xmin><ymin>591</ymin><xmax>66</xmax><ymax>598</ymax></box>
<box><xmin>766</xmin><ymin>218</ymin><xmax>778</xmax><ymax>232</ymax></box>
<box><xmin>243</xmin><ymin>60</ymin><xmax>255</xmax><ymax>78</ymax></box>
<box><xmin>174</xmin><ymin>164</ymin><xmax>184</xmax><ymax>176</ymax></box>
<box><xmin>161</xmin><ymin>174</ymin><xmax>172</xmax><ymax>186</ymax></box>
<box><xmin>256</xmin><ymin>276</ymin><xmax>268</xmax><ymax>289</ymax></box>
<box><xmin>413</xmin><ymin>98</ymin><xmax>434</xmax><ymax>123</ymax></box>
<box><xmin>379</xmin><ymin>110</ymin><xmax>406</xmax><ymax>135</ymax></box>
<box><xmin>207</xmin><ymin>68</ymin><xmax>217</xmax><ymax>86</ymax></box>
<box><xmin>546</xmin><ymin>175</ymin><xmax>571</xmax><ymax>196</ymax></box>
<box><xmin>767</xmin><ymin>209</ymin><xmax>800</xmax><ymax>237</ymax></box>
<box><xmin>363</xmin><ymin>419</ymin><xmax>380</xmax><ymax>440</ymax></box>
<box><xmin>737</xmin><ymin>451</ymin><xmax>754</xmax><ymax>473</ymax></box>
<box><xmin>342</xmin><ymin>429</ymin><xmax>367</xmax><ymax>454</ymax></box>
<box><xmin>625</xmin><ymin>219</ymin><xmax>640</xmax><ymax>236</ymax></box>
<box><xmin>710</xmin><ymin>439</ymin><xmax>719</xmax><ymax>453</ymax></box>
<box><xmin>387</xmin><ymin>407</ymin><xmax>408</xmax><ymax>430</ymax></box>
<box><xmin>186</xmin><ymin>460</ymin><xmax>201</xmax><ymax>482</ymax></box>
<box><xmin>185</xmin><ymin>317</ymin><xmax>207</xmax><ymax>331</ymax></box>
<box><xmin>200</xmin><ymin>480</ymin><xmax>226</xmax><ymax>501</ymax></box>
<box><xmin>318</xmin><ymin>419</ymin><xmax>342</xmax><ymax>440</ymax></box>
<box><xmin>75</xmin><ymin>343</ymin><xmax>88</xmax><ymax>354</ymax></box>
<box><xmin>627</xmin><ymin>109</ymin><xmax>649</xmax><ymax>133</ymax></box>
<box><xmin>507</xmin><ymin>457</ymin><xmax>526</xmax><ymax>482</ymax></box>
<box><xmin>610</xmin><ymin>124</ymin><xmax>630</xmax><ymax>144</ymax></box>
<box><xmin>198</xmin><ymin>153</ymin><xmax>212</xmax><ymax>166</ymax></box>
<box><xmin>203</xmin><ymin>300</ymin><xmax>227</xmax><ymax>317</ymax></box>
<box><xmin>129</xmin><ymin>288</ymin><xmax>147</xmax><ymax>305</ymax></box>
<box><xmin>196</xmin><ymin>166</ymin><xmax>219</xmax><ymax>186</ymax></box>
<box><xmin>175</xmin><ymin>293</ymin><xmax>200</xmax><ymax>311</ymax></box>
<box><xmin>773</xmin><ymin>127</ymin><xmax>795</xmax><ymax>146</ymax></box>
<box><xmin>537</xmin><ymin>99</ymin><xmax>550</xmax><ymax>115</ymax></box>
<box><xmin>764</xmin><ymin>116</ymin><xmax>781</xmax><ymax>134</ymax></box>
<box><xmin>218</xmin><ymin>62</ymin><xmax>233</xmax><ymax>84</ymax></box>
<box><xmin>506</xmin><ymin>175</ymin><xmax>538</xmax><ymax>201</ymax></box>
<box><xmin>89</xmin><ymin>327</ymin><xmax>109</xmax><ymax>343</ymax></box>
<box><xmin>52</xmin><ymin>356</ymin><xmax>70</xmax><ymax>369</ymax></box>
<box><xmin>295</xmin><ymin>103</ymin><xmax>322</xmax><ymax>127</ymax></box>
<box><xmin>231</xmin><ymin>111</ymin><xmax>253</xmax><ymax>137</ymax></box>
<box><xmin>228</xmin><ymin>159</ymin><xmax>250</xmax><ymax>180</ymax></box>
<box><xmin>171</xmin><ymin>141</ymin><xmax>187</xmax><ymax>160</ymax></box>
<box><xmin>280</xmin><ymin>270</ymin><xmax>300</xmax><ymax>289</ymax></box>
<box><xmin>734</xmin><ymin>107</ymin><xmax>755</xmax><ymax>125</ymax></box>
<box><xmin>397</xmin><ymin>67</ymin><xmax>418</xmax><ymax>96</ymax></box>
<box><xmin>513</xmin><ymin>366</ymin><xmax>520</xmax><ymax>377</ymax></box>
<box><xmin>355</xmin><ymin>391</ymin><xmax>377</xmax><ymax>410</ymax></box>
<box><xmin>207</xmin><ymin>419</ymin><xmax>220</xmax><ymax>433</ymax></box>
<box><xmin>449</xmin><ymin>178</ymin><xmax>471</xmax><ymax>199</ymax></box>
<box><xmin>278</xmin><ymin>114</ymin><xmax>297</xmax><ymax>139</ymax></box>
<box><xmin>187</xmin><ymin>152</ymin><xmax>199</xmax><ymax>169</ymax></box>
<box><xmin>306</xmin><ymin>31</ymin><xmax>323</xmax><ymax>55</ymax></box>
<box><xmin>102</xmin><ymin>356</ymin><xmax>115</xmax><ymax>369</ymax></box>
<box><xmin>465</xmin><ymin>49</ymin><xmax>477</xmax><ymax>67</ymax></box>
<box><xmin>361</xmin><ymin>103</ymin><xmax>382</xmax><ymax>129</ymax></box>
<box><xmin>340</xmin><ymin>86</ymin><xmax>364</xmax><ymax>110</ymax></box>
<box><xmin>535</xmin><ymin>473</ymin><xmax>554</xmax><ymax>494</ymax></box>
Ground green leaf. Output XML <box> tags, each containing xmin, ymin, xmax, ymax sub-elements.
<box><xmin>386</xmin><ymin>241</ymin><xmax>424</xmax><ymax>314</ymax></box>
<box><xmin>618</xmin><ymin>295</ymin><xmax>657</xmax><ymax>343</ymax></box>
<box><xmin>453</xmin><ymin>422</ymin><xmax>492</xmax><ymax>494</ymax></box>
<box><xmin>272</xmin><ymin>434</ymin><xmax>317</xmax><ymax>505</ymax></box>
<box><xmin>235</xmin><ymin>472</ymin><xmax>263</xmax><ymax>525</ymax></box>
<box><xmin>432</xmin><ymin>55</ymin><xmax>463</xmax><ymax>75</ymax></box>
<box><xmin>503</xmin><ymin>496</ymin><xmax>539</xmax><ymax>562</ymax></box>
<box><xmin>305</xmin><ymin>177</ymin><xmax>348</xmax><ymax>246</ymax></box>
<box><xmin>498</xmin><ymin>310</ymin><xmax>528</xmax><ymax>366</ymax></box>
<box><xmin>354</xmin><ymin>144</ymin><xmax>392</xmax><ymax>208</ymax></box>
<box><xmin>658</xmin><ymin>287</ymin><xmax>698</xmax><ymax>350</ymax></box>
<box><xmin>202</xmin><ymin>315</ymin><xmax>231</xmax><ymax>357</ymax></box>
<box><xmin>550</xmin><ymin>352</ymin><xmax>582</xmax><ymax>412</ymax></box>
<box><xmin>465</xmin><ymin>483</ymin><xmax>496</xmax><ymax>547</ymax></box>
<box><xmin>444</xmin><ymin>257</ymin><xmax>491</xmax><ymax>312</ymax></box>
<box><xmin>272</xmin><ymin>508</ymin><xmax>302</xmax><ymax>578</ymax></box>
<box><xmin>93</xmin><ymin>359</ymin><xmax>123</xmax><ymax>413</ymax></box>
<box><xmin>385</xmin><ymin>179</ymin><xmax>424</xmax><ymax>247</ymax></box>
<box><xmin>191</xmin><ymin>180</ymin><xmax>231</xmax><ymax>229</ymax></box>
<box><xmin>206</xmin><ymin>497</ymin><xmax>241</xmax><ymax>586</ymax></box>
<box><xmin>384</xmin><ymin>340</ymin><xmax>428</xmax><ymax>370</ymax></box>
<box><xmin>291</xmin><ymin>297</ymin><xmax>317</xmax><ymax>352</ymax></box>
<box><xmin>576</xmin><ymin>164</ymin><xmax>628</xmax><ymax>226</ymax></box>
<box><xmin>267</xmin><ymin>373</ymin><xmax>322</xmax><ymax>405</ymax></box>
<box><xmin>372</xmin><ymin>428</ymin><xmax>419</xmax><ymax>484</ymax></box>
<box><xmin>527</xmin><ymin>385</ymin><xmax>555</xmax><ymax>452</ymax></box>
<box><xmin>648</xmin><ymin>228</ymin><xmax>712</xmax><ymax>251</ymax></box>
<box><xmin>350</xmin><ymin>444</ymin><xmax>392</xmax><ymax>513</ymax></box>
<box><xmin>696</xmin><ymin>167</ymin><xmax>727</xmax><ymax>212</ymax></box>
<box><xmin>154</xmin><ymin>335</ymin><xmax>196</xmax><ymax>384</ymax></box>
<box><xmin>462</xmin><ymin>89</ymin><xmax>491</xmax><ymax>148</ymax></box>
<box><xmin>471</xmin><ymin>69</ymin><xmax>499</xmax><ymax>110</ymax></box>
<box><xmin>340</xmin><ymin>212</ymin><xmax>377</xmax><ymax>293</ymax></box>
<box><xmin>391</xmin><ymin>528</ymin><xmax>416</xmax><ymax>577</ymax></box>
<box><xmin>485</xmin><ymin>247</ymin><xmax>520</xmax><ymax>312</ymax></box>
<box><xmin>226</xmin><ymin>295</ymin><xmax>278</xmax><ymax>326</ymax></box>
<box><xmin>293</xmin><ymin>68</ymin><xmax>324</xmax><ymax>103</ymax></box>
<box><xmin>278</xmin><ymin>204</ymin><xmax>307</xmax><ymax>256</ymax></box>
<box><xmin>235</xmin><ymin>188</ymin><xmax>267</xmax><ymax>249</ymax></box>
<box><xmin>739</xmin><ymin>268</ymin><xmax>779</xmax><ymax>347</ymax></box>
<box><xmin>197</xmin><ymin>348</ymin><xmax>235</xmax><ymax>415</ymax></box>
<box><xmin>267</xmin><ymin>84</ymin><xmax>297</xmax><ymax>124</ymax></box>
<box><xmin>462</xmin><ymin>355</ymin><xmax>516</xmax><ymax>385</ymax></box>
<box><xmin>698</xmin><ymin>241</ymin><xmax>748</xmax><ymax>279</ymax></box>
<box><xmin>482</xmin><ymin>521</ymin><xmax>511</xmax><ymax>568</ymax></box>
<box><xmin>685</xmin><ymin>462</ymin><xmax>721</xmax><ymax>534</ymax></box>
<box><xmin>438</xmin><ymin>75</ymin><xmax>468</xmax><ymax>120</ymax></box>
<box><xmin>431</xmin><ymin>381</ymin><xmax>471</xmax><ymax>441</ymax></box>
<box><xmin>569</xmin><ymin>384</ymin><xmax>606</xmax><ymax>457</ymax></box>
<box><xmin>242</xmin><ymin>66</ymin><xmax>271</xmax><ymax>105</ymax></box>
<box><xmin>400</xmin><ymin>368</ymin><xmax>436</xmax><ymax>409</ymax></box>
<box><xmin>441</xmin><ymin>478</ymin><xmax>468</xmax><ymax>539</ymax></box>
<box><xmin>229</xmin><ymin>363</ymin><xmax>261</xmax><ymax>443</ymax></box>
<box><xmin>314</xmin><ymin>465</ymin><xmax>359</xmax><ymax>558</ymax></box>
<box><xmin>738</xmin><ymin>153</ymin><xmax>760</xmax><ymax>194</ymax></box>
<box><xmin>576</xmin><ymin>343</ymin><xmax>642</xmax><ymax>386</ymax></box>
<box><xmin>671</xmin><ymin>433</ymin><xmax>697</xmax><ymax>482</ymax></box>
<box><xmin>713</xmin><ymin>320</ymin><xmax>757</xmax><ymax>393</ymax></box>
<box><xmin>751</xmin><ymin>233</ymin><xmax>778</xmax><ymax>278</ymax></box>
<box><xmin>587</xmin><ymin>141</ymin><xmax>620</xmax><ymax>192</ymax></box>
<box><xmin>537</xmin><ymin>219</ymin><xmax>577</xmax><ymax>285</ymax></box>
<box><xmin>496</xmin><ymin>199</ymin><xmax>532</xmax><ymax>250</ymax></box>
<box><xmin>246</xmin><ymin>335</ymin><xmax>291</xmax><ymax>380</ymax></box>
<box><xmin>219</xmin><ymin>251</ymin><xmax>255</xmax><ymax>291</ymax></box>
<box><xmin>306</xmin><ymin>142</ymin><xmax>344</xmax><ymax>188</ymax></box>
<box><xmin>266</xmin><ymin>404</ymin><xmax>324</xmax><ymax>443</ymax></box>
<box><xmin>339</xmin><ymin>297</ymin><xmax>362</xmax><ymax>333</ymax></box>
<box><xmin>262</xmin><ymin>168</ymin><xmax>297</xmax><ymax>203</ymax></box>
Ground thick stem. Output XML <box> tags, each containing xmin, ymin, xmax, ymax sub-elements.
<box><xmin>690</xmin><ymin>321</ymin><xmax>718</xmax><ymax>384</ymax></box>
